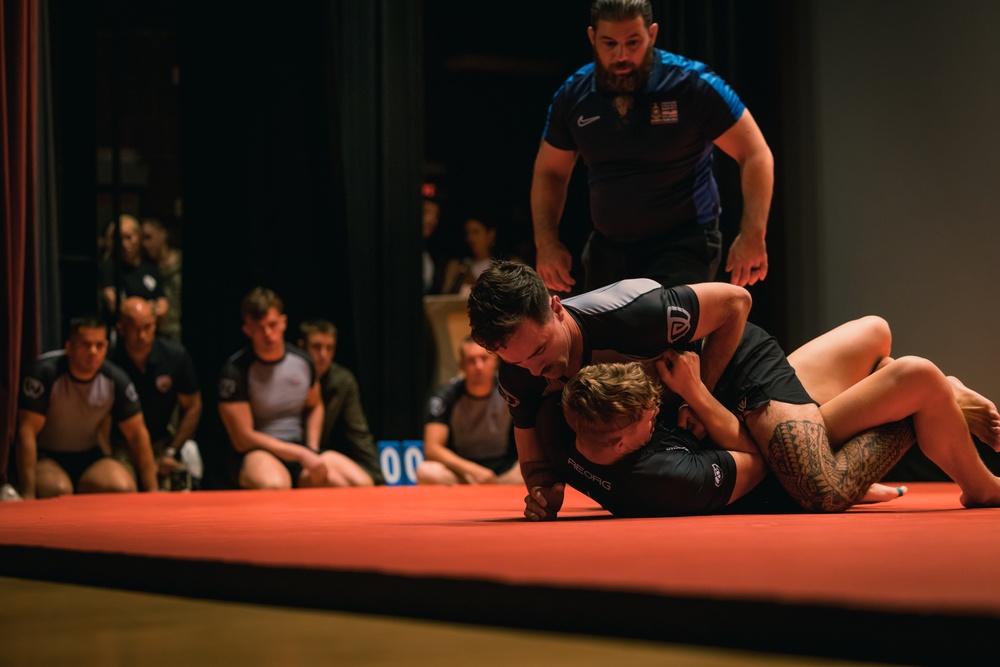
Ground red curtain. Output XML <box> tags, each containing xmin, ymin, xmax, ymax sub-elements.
<box><xmin>1</xmin><ymin>0</ymin><xmax>38</xmax><ymax>481</ymax></box>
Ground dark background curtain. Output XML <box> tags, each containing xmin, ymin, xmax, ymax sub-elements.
<box><xmin>177</xmin><ymin>1</ymin><xmax>424</xmax><ymax>486</ymax></box>
<box><xmin>1</xmin><ymin>0</ymin><xmax>38</xmax><ymax>483</ymax></box>
<box><xmin>4</xmin><ymin>0</ymin><xmax>784</xmax><ymax>488</ymax></box>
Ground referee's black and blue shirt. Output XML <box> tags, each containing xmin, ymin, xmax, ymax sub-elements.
<box><xmin>542</xmin><ymin>48</ymin><xmax>745</xmax><ymax>241</ymax></box>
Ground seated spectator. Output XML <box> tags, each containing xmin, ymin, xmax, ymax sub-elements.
<box><xmin>15</xmin><ymin>315</ymin><xmax>157</xmax><ymax>498</ymax></box>
<box><xmin>141</xmin><ymin>217</ymin><xmax>183</xmax><ymax>341</ymax></box>
<box><xmin>111</xmin><ymin>297</ymin><xmax>203</xmax><ymax>489</ymax></box>
<box><xmin>422</xmin><ymin>183</ymin><xmax>451</xmax><ymax>295</ymax></box>
<box><xmin>98</xmin><ymin>214</ymin><xmax>168</xmax><ymax>326</ymax></box>
<box><xmin>442</xmin><ymin>215</ymin><xmax>498</xmax><ymax>296</ymax></box>
<box><xmin>218</xmin><ymin>287</ymin><xmax>343</xmax><ymax>490</ymax></box>
<box><xmin>297</xmin><ymin>319</ymin><xmax>382</xmax><ymax>485</ymax></box>
<box><xmin>416</xmin><ymin>338</ymin><xmax>521</xmax><ymax>485</ymax></box>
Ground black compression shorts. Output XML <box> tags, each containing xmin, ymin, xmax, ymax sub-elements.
<box><xmin>713</xmin><ymin>323</ymin><xmax>815</xmax><ymax>419</ymax></box>
<box><xmin>38</xmin><ymin>446</ymin><xmax>106</xmax><ymax>489</ymax></box>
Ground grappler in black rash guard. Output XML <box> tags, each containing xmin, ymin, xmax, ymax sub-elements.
<box><xmin>468</xmin><ymin>261</ymin><xmax>754</xmax><ymax>519</ymax></box>
<box><xmin>556</xmin><ymin>317</ymin><xmax>1000</xmax><ymax>518</ymax></box>
<box><xmin>469</xmin><ymin>262</ymin><xmax>1000</xmax><ymax>519</ymax></box>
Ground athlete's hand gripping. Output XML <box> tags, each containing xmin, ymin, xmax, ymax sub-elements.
<box><xmin>524</xmin><ymin>482</ymin><xmax>565</xmax><ymax>521</ymax></box>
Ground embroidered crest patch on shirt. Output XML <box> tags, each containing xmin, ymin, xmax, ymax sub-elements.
<box><xmin>650</xmin><ymin>100</ymin><xmax>678</xmax><ymax>125</ymax></box>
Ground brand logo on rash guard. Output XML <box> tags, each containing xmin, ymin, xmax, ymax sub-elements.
<box><xmin>429</xmin><ymin>396</ymin><xmax>446</xmax><ymax>418</ymax></box>
<box><xmin>497</xmin><ymin>383</ymin><xmax>520</xmax><ymax>409</ymax></box>
<box><xmin>568</xmin><ymin>457</ymin><xmax>612</xmax><ymax>490</ymax></box>
<box><xmin>577</xmin><ymin>115</ymin><xmax>600</xmax><ymax>127</ymax></box>
<box><xmin>156</xmin><ymin>375</ymin><xmax>173</xmax><ymax>393</ymax></box>
<box><xmin>666</xmin><ymin>306</ymin><xmax>692</xmax><ymax>342</ymax></box>
<box><xmin>218</xmin><ymin>378</ymin><xmax>237</xmax><ymax>400</ymax></box>
<box><xmin>22</xmin><ymin>377</ymin><xmax>45</xmax><ymax>400</ymax></box>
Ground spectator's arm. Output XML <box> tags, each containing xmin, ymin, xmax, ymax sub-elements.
<box><xmin>218</xmin><ymin>401</ymin><xmax>312</xmax><ymax>464</ymax></box>
<box><xmin>118</xmin><ymin>412</ymin><xmax>158</xmax><ymax>492</ymax></box>
<box><xmin>15</xmin><ymin>410</ymin><xmax>45</xmax><ymax>499</ymax></box>
<box><xmin>169</xmin><ymin>391</ymin><xmax>202</xmax><ymax>452</ymax></box>
<box><xmin>304</xmin><ymin>383</ymin><xmax>323</xmax><ymax>452</ymax></box>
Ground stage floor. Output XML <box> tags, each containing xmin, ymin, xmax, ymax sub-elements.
<box><xmin>1</xmin><ymin>483</ymin><xmax>997</xmax><ymax>665</ymax></box>
<box><xmin>1</xmin><ymin>576</ymin><xmax>897</xmax><ymax>667</ymax></box>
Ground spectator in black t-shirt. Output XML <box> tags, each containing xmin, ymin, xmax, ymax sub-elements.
<box><xmin>111</xmin><ymin>297</ymin><xmax>203</xmax><ymax>488</ymax></box>
<box><xmin>99</xmin><ymin>214</ymin><xmax>168</xmax><ymax>327</ymax></box>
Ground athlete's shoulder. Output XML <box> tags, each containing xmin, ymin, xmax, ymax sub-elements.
<box><xmin>99</xmin><ymin>358</ymin><xmax>133</xmax><ymax>386</ymax></box>
<box><xmin>26</xmin><ymin>350</ymin><xmax>66</xmax><ymax>379</ymax></box>
<box><xmin>433</xmin><ymin>376</ymin><xmax>466</xmax><ymax>403</ymax></box>
<box><xmin>564</xmin><ymin>278</ymin><xmax>663</xmax><ymax>314</ymax></box>
<box><xmin>222</xmin><ymin>346</ymin><xmax>252</xmax><ymax>368</ymax></box>
<box><xmin>427</xmin><ymin>377</ymin><xmax>465</xmax><ymax>420</ymax></box>
<box><xmin>155</xmin><ymin>336</ymin><xmax>192</xmax><ymax>360</ymax></box>
<box><xmin>284</xmin><ymin>343</ymin><xmax>314</xmax><ymax>367</ymax></box>
<box><xmin>654</xmin><ymin>48</ymin><xmax>710</xmax><ymax>74</ymax></box>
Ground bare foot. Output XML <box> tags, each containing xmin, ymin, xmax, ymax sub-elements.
<box><xmin>960</xmin><ymin>489</ymin><xmax>1000</xmax><ymax>508</ymax></box>
<box><xmin>859</xmin><ymin>483</ymin><xmax>907</xmax><ymax>504</ymax></box>
<box><xmin>948</xmin><ymin>376</ymin><xmax>1000</xmax><ymax>451</ymax></box>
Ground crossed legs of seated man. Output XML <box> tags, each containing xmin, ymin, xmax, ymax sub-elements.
<box><xmin>239</xmin><ymin>449</ymin><xmax>367</xmax><ymax>489</ymax></box>
<box><xmin>541</xmin><ymin>316</ymin><xmax>1000</xmax><ymax>517</ymax></box>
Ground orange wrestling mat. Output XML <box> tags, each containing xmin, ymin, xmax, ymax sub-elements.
<box><xmin>1</xmin><ymin>483</ymin><xmax>997</xmax><ymax>664</ymax></box>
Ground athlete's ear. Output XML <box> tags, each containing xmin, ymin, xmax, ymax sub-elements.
<box><xmin>587</xmin><ymin>25</ymin><xmax>596</xmax><ymax>47</ymax></box>
<box><xmin>550</xmin><ymin>295</ymin><xmax>564</xmax><ymax>319</ymax></box>
<box><xmin>649</xmin><ymin>22</ymin><xmax>659</xmax><ymax>44</ymax></box>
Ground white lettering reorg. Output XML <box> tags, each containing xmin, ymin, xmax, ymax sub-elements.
<box><xmin>568</xmin><ymin>457</ymin><xmax>612</xmax><ymax>491</ymax></box>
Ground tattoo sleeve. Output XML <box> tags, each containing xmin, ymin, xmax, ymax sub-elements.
<box><xmin>766</xmin><ymin>418</ymin><xmax>915</xmax><ymax>512</ymax></box>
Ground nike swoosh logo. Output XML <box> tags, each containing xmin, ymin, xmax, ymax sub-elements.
<box><xmin>577</xmin><ymin>115</ymin><xmax>600</xmax><ymax>127</ymax></box>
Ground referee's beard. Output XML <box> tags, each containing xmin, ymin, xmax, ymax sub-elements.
<box><xmin>593</xmin><ymin>43</ymin><xmax>654</xmax><ymax>94</ymax></box>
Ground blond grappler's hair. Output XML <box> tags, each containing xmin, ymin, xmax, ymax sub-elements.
<box><xmin>562</xmin><ymin>362</ymin><xmax>661</xmax><ymax>436</ymax></box>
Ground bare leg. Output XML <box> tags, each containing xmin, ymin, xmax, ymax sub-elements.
<box><xmin>78</xmin><ymin>458</ymin><xmax>137</xmax><ymax>494</ymax></box>
<box><xmin>787</xmin><ymin>316</ymin><xmax>891</xmax><ymax>405</ymax></box>
<box><xmin>787</xmin><ymin>316</ymin><xmax>904</xmax><ymax>503</ymax></box>
<box><xmin>239</xmin><ymin>450</ymin><xmax>293</xmax><ymax>489</ymax></box>
<box><xmin>416</xmin><ymin>460</ymin><xmax>461</xmax><ymax>485</ymax></box>
<box><xmin>871</xmin><ymin>359</ymin><xmax>997</xmax><ymax>450</ymax></box>
<box><xmin>317</xmin><ymin>451</ymin><xmax>375</xmax><ymax>487</ymax></box>
<box><xmin>819</xmin><ymin>357</ymin><xmax>1000</xmax><ymax>507</ymax></box>
<box><xmin>35</xmin><ymin>459</ymin><xmax>74</xmax><ymax>498</ymax></box>
<box><xmin>745</xmin><ymin>401</ymin><xmax>914</xmax><ymax>512</ymax></box>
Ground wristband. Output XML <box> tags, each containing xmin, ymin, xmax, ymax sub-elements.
<box><xmin>163</xmin><ymin>446</ymin><xmax>178</xmax><ymax>460</ymax></box>
<box><xmin>520</xmin><ymin>461</ymin><xmax>558</xmax><ymax>490</ymax></box>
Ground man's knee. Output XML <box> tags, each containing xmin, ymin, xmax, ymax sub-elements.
<box><xmin>856</xmin><ymin>315</ymin><xmax>891</xmax><ymax>359</ymax></box>
<box><xmin>79</xmin><ymin>459</ymin><xmax>137</xmax><ymax>494</ymax></box>
<box><xmin>893</xmin><ymin>356</ymin><xmax>948</xmax><ymax>388</ymax></box>
<box><xmin>239</xmin><ymin>452</ymin><xmax>292</xmax><ymax>489</ymax></box>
